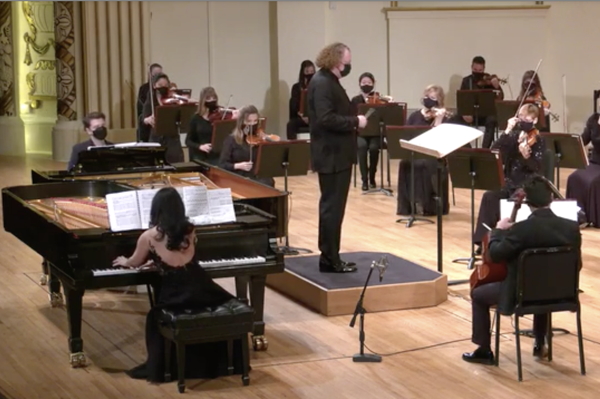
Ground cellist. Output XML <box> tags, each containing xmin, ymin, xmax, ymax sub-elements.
<box><xmin>463</xmin><ymin>176</ymin><xmax>581</xmax><ymax>365</ymax></box>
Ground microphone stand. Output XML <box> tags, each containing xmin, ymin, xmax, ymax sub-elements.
<box><xmin>349</xmin><ymin>260</ymin><xmax>384</xmax><ymax>363</ymax></box>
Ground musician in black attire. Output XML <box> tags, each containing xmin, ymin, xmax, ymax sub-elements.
<box><xmin>463</xmin><ymin>176</ymin><xmax>581</xmax><ymax>365</ymax></box>
<box><xmin>473</xmin><ymin>104</ymin><xmax>545</xmax><ymax>253</ymax></box>
<box><xmin>219</xmin><ymin>105</ymin><xmax>275</xmax><ymax>187</ymax></box>
<box><xmin>397</xmin><ymin>85</ymin><xmax>450</xmax><ymax>216</ymax></box>
<box><xmin>351</xmin><ymin>72</ymin><xmax>382</xmax><ymax>190</ymax></box>
<box><xmin>112</xmin><ymin>187</ymin><xmax>242</xmax><ymax>381</ymax></box>
<box><xmin>287</xmin><ymin>60</ymin><xmax>315</xmax><ymax>140</ymax></box>
<box><xmin>186</xmin><ymin>87</ymin><xmax>221</xmax><ymax>164</ymax></box>
<box><xmin>67</xmin><ymin>112</ymin><xmax>112</xmax><ymax>171</ymax></box>
<box><xmin>307</xmin><ymin>42</ymin><xmax>367</xmax><ymax>273</ymax></box>
<box><xmin>459</xmin><ymin>56</ymin><xmax>504</xmax><ymax>148</ymax></box>
<box><xmin>141</xmin><ymin>73</ymin><xmax>184</xmax><ymax>164</ymax></box>
<box><xmin>136</xmin><ymin>63</ymin><xmax>162</xmax><ymax>142</ymax></box>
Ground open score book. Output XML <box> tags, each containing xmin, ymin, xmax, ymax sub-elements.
<box><xmin>105</xmin><ymin>186</ymin><xmax>236</xmax><ymax>232</ymax></box>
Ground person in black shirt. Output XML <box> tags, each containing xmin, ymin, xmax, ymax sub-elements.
<box><xmin>307</xmin><ymin>42</ymin><xmax>367</xmax><ymax>273</ymax></box>
<box><xmin>351</xmin><ymin>72</ymin><xmax>383</xmax><ymax>190</ymax></box>
<box><xmin>287</xmin><ymin>60</ymin><xmax>315</xmax><ymax>140</ymax></box>
<box><xmin>516</xmin><ymin>70</ymin><xmax>552</xmax><ymax>132</ymax></box>
<box><xmin>459</xmin><ymin>56</ymin><xmax>504</xmax><ymax>148</ymax></box>
<box><xmin>67</xmin><ymin>112</ymin><xmax>112</xmax><ymax>171</ymax></box>
<box><xmin>472</xmin><ymin>104</ymin><xmax>544</xmax><ymax>253</ymax></box>
<box><xmin>136</xmin><ymin>63</ymin><xmax>162</xmax><ymax>142</ymax></box>
<box><xmin>219</xmin><ymin>105</ymin><xmax>275</xmax><ymax>187</ymax></box>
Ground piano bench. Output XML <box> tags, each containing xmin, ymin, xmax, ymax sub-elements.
<box><xmin>157</xmin><ymin>298</ymin><xmax>254</xmax><ymax>393</ymax></box>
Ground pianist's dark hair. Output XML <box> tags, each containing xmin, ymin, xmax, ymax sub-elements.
<box><xmin>82</xmin><ymin>112</ymin><xmax>106</xmax><ymax>129</ymax></box>
<box><xmin>149</xmin><ymin>187</ymin><xmax>194</xmax><ymax>251</ymax></box>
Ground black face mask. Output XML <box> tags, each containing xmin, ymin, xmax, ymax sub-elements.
<box><xmin>304</xmin><ymin>73</ymin><xmax>314</xmax><ymax>82</ymax></box>
<box><xmin>519</xmin><ymin>120</ymin><xmax>535</xmax><ymax>132</ymax></box>
<box><xmin>423</xmin><ymin>97</ymin><xmax>439</xmax><ymax>109</ymax></box>
<box><xmin>157</xmin><ymin>87</ymin><xmax>169</xmax><ymax>96</ymax></box>
<box><xmin>340</xmin><ymin>63</ymin><xmax>352</xmax><ymax>78</ymax></box>
<box><xmin>244</xmin><ymin>124</ymin><xmax>258</xmax><ymax>135</ymax></box>
<box><xmin>92</xmin><ymin>126</ymin><xmax>107</xmax><ymax>140</ymax></box>
<box><xmin>205</xmin><ymin>101</ymin><xmax>218</xmax><ymax>112</ymax></box>
<box><xmin>360</xmin><ymin>85</ymin><xmax>374</xmax><ymax>94</ymax></box>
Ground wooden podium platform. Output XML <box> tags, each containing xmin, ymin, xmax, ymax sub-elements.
<box><xmin>266</xmin><ymin>252</ymin><xmax>447</xmax><ymax>316</ymax></box>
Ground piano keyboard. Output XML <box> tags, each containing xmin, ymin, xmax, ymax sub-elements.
<box><xmin>92</xmin><ymin>256</ymin><xmax>266</xmax><ymax>276</ymax></box>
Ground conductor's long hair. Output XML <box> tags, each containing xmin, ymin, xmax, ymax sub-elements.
<box><xmin>149</xmin><ymin>187</ymin><xmax>194</xmax><ymax>251</ymax></box>
<box><xmin>315</xmin><ymin>42</ymin><xmax>349</xmax><ymax>70</ymax></box>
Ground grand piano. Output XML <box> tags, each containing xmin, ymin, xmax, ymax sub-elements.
<box><xmin>2</xmin><ymin>181</ymin><xmax>283</xmax><ymax>367</ymax></box>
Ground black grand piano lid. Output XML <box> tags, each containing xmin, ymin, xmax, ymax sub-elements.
<box><xmin>74</xmin><ymin>146</ymin><xmax>168</xmax><ymax>173</ymax></box>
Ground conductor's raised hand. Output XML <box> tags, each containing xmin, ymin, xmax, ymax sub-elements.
<box><xmin>357</xmin><ymin>115</ymin><xmax>367</xmax><ymax>128</ymax></box>
<box><xmin>506</xmin><ymin>117</ymin><xmax>519</xmax><ymax>132</ymax></box>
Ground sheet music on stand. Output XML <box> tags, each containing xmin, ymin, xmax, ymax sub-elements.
<box><xmin>500</xmin><ymin>199</ymin><xmax>580</xmax><ymax>223</ymax></box>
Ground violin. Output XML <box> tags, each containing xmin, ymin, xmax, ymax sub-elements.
<box><xmin>524</xmin><ymin>91</ymin><xmax>559</xmax><ymax>123</ymax></box>
<box><xmin>365</xmin><ymin>92</ymin><xmax>393</xmax><ymax>104</ymax></box>
<box><xmin>207</xmin><ymin>107</ymin><xmax>236</xmax><ymax>123</ymax></box>
<box><xmin>476</xmin><ymin>73</ymin><xmax>508</xmax><ymax>87</ymax></box>
<box><xmin>245</xmin><ymin>129</ymin><xmax>281</xmax><ymax>146</ymax></box>
<box><xmin>470</xmin><ymin>189</ymin><xmax>526</xmax><ymax>293</ymax></box>
<box><xmin>425</xmin><ymin>107</ymin><xmax>454</xmax><ymax>120</ymax></box>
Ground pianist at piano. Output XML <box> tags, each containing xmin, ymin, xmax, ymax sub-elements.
<box><xmin>67</xmin><ymin>112</ymin><xmax>112</xmax><ymax>171</ymax></box>
<box><xmin>111</xmin><ymin>187</ymin><xmax>243</xmax><ymax>381</ymax></box>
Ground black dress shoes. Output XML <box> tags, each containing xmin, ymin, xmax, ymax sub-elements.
<box><xmin>319</xmin><ymin>260</ymin><xmax>357</xmax><ymax>273</ymax></box>
<box><xmin>362</xmin><ymin>182</ymin><xmax>368</xmax><ymax>191</ymax></box>
<box><xmin>126</xmin><ymin>363</ymin><xmax>148</xmax><ymax>380</ymax></box>
<box><xmin>462</xmin><ymin>347</ymin><xmax>494</xmax><ymax>365</ymax></box>
<box><xmin>369</xmin><ymin>178</ymin><xmax>376</xmax><ymax>189</ymax></box>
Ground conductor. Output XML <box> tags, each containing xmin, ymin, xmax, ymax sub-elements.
<box><xmin>307</xmin><ymin>42</ymin><xmax>367</xmax><ymax>273</ymax></box>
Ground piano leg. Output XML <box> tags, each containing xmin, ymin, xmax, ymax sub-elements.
<box><xmin>248</xmin><ymin>275</ymin><xmax>268</xmax><ymax>351</ymax></box>
<box><xmin>63</xmin><ymin>286</ymin><xmax>86</xmax><ymax>368</ymax></box>
<box><xmin>48</xmin><ymin>264</ymin><xmax>64</xmax><ymax>307</ymax></box>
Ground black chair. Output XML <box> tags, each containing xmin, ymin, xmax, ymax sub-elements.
<box><xmin>493</xmin><ymin>246</ymin><xmax>585</xmax><ymax>381</ymax></box>
<box><xmin>157</xmin><ymin>298</ymin><xmax>255</xmax><ymax>393</ymax></box>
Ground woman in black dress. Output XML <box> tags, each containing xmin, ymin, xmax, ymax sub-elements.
<box><xmin>112</xmin><ymin>187</ymin><xmax>240</xmax><ymax>382</ymax></box>
<box><xmin>219</xmin><ymin>105</ymin><xmax>276</xmax><ymax>187</ymax></box>
<box><xmin>286</xmin><ymin>60</ymin><xmax>315</xmax><ymax>140</ymax></box>
<box><xmin>516</xmin><ymin>70</ymin><xmax>552</xmax><ymax>132</ymax></box>
<box><xmin>397</xmin><ymin>84</ymin><xmax>451</xmax><ymax>216</ymax></box>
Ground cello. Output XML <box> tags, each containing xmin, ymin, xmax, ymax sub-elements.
<box><xmin>470</xmin><ymin>188</ymin><xmax>526</xmax><ymax>292</ymax></box>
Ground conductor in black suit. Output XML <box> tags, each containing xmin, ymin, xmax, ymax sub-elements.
<box><xmin>67</xmin><ymin>111</ymin><xmax>112</xmax><ymax>171</ymax></box>
<box><xmin>463</xmin><ymin>176</ymin><xmax>582</xmax><ymax>365</ymax></box>
<box><xmin>307</xmin><ymin>42</ymin><xmax>367</xmax><ymax>273</ymax></box>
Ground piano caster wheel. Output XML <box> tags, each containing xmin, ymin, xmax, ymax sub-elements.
<box><xmin>252</xmin><ymin>335</ymin><xmax>268</xmax><ymax>351</ymax></box>
<box><xmin>40</xmin><ymin>274</ymin><xmax>48</xmax><ymax>285</ymax></box>
<box><xmin>69</xmin><ymin>352</ymin><xmax>86</xmax><ymax>368</ymax></box>
<box><xmin>49</xmin><ymin>292</ymin><xmax>64</xmax><ymax>308</ymax></box>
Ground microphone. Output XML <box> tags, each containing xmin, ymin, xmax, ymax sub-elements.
<box><xmin>372</xmin><ymin>255</ymin><xmax>388</xmax><ymax>282</ymax></box>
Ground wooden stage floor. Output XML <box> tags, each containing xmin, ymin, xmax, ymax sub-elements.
<box><xmin>0</xmin><ymin>155</ymin><xmax>599</xmax><ymax>398</ymax></box>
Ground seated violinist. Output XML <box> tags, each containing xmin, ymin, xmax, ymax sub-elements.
<box><xmin>141</xmin><ymin>73</ymin><xmax>184</xmax><ymax>164</ymax></box>
<box><xmin>473</xmin><ymin>104</ymin><xmax>545</xmax><ymax>254</ymax></box>
<box><xmin>186</xmin><ymin>87</ymin><xmax>239</xmax><ymax>165</ymax></box>
<box><xmin>463</xmin><ymin>176</ymin><xmax>581</xmax><ymax>365</ymax></box>
<box><xmin>517</xmin><ymin>70</ymin><xmax>552</xmax><ymax>132</ymax></box>
<box><xmin>219</xmin><ymin>105</ymin><xmax>276</xmax><ymax>187</ymax></box>
<box><xmin>287</xmin><ymin>60</ymin><xmax>315</xmax><ymax>140</ymax></box>
<box><xmin>397</xmin><ymin>85</ymin><xmax>450</xmax><ymax>216</ymax></box>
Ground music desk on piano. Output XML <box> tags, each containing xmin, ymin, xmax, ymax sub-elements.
<box><xmin>2</xmin><ymin>181</ymin><xmax>284</xmax><ymax>366</ymax></box>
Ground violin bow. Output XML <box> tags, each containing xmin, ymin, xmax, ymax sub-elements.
<box><xmin>147</xmin><ymin>63</ymin><xmax>155</xmax><ymax>118</ymax></box>
<box><xmin>515</xmin><ymin>59</ymin><xmax>543</xmax><ymax>117</ymax></box>
<box><xmin>221</xmin><ymin>95</ymin><xmax>233</xmax><ymax>120</ymax></box>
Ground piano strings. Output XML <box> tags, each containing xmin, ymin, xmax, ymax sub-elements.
<box><xmin>28</xmin><ymin>197</ymin><xmax>109</xmax><ymax>230</ymax></box>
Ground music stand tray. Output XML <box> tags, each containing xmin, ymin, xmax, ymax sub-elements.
<box><xmin>540</xmin><ymin>132</ymin><xmax>588</xmax><ymax>192</ymax></box>
<box><xmin>211</xmin><ymin>119</ymin><xmax>237</xmax><ymax>153</ymax></box>
<box><xmin>154</xmin><ymin>105</ymin><xmax>181</xmax><ymax>138</ymax></box>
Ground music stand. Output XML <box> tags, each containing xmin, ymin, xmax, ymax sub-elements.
<box><xmin>154</xmin><ymin>105</ymin><xmax>181</xmax><ymax>138</ymax></box>
<box><xmin>495</xmin><ymin>100</ymin><xmax>545</xmax><ymax>131</ymax></box>
<box><xmin>540</xmin><ymin>133</ymin><xmax>588</xmax><ymax>192</ymax></box>
<box><xmin>74</xmin><ymin>147</ymin><xmax>170</xmax><ymax>173</ymax></box>
<box><xmin>211</xmin><ymin>119</ymin><xmax>237</xmax><ymax>153</ymax></box>
<box><xmin>386</xmin><ymin>125</ymin><xmax>434</xmax><ymax>228</ymax></box>
<box><xmin>446</xmin><ymin>148</ymin><xmax>505</xmax><ymax>273</ymax></box>
<box><xmin>254</xmin><ymin>140</ymin><xmax>312</xmax><ymax>255</ymax></box>
<box><xmin>456</xmin><ymin>90</ymin><xmax>497</xmax><ymax>146</ymax></box>
<box><xmin>299</xmin><ymin>89</ymin><xmax>308</xmax><ymax>116</ymax></box>
<box><xmin>179</xmin><ymin>103</ymin><xmax>197</xmax><ymax>134</ymax></box>
<box><xmin>357</xmin><ymin>103</ymin><xmax>405</xmax><ymax>196</ymax></box>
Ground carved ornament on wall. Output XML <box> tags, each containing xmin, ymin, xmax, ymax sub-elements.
<box><xmin>55</xmin><ymin>1</ymin><xmax>76</xmax><ymax>121</ymax></box>
<box><xmin>22</xmin><ymin>1</ymin><xmax>55</xmax><ymax>66</ymax></box>
<box><xmin>0</xmin><ymin>2</ymin><xmax>15</xmax><ymax>116</ymax></box>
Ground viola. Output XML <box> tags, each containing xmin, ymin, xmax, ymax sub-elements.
<box><xmin>476</xmin><ymin>73</ymin><xmax>508</xmax><ymax>87</ymax></box>
<box><xmin>365</xmin><ymin>92</ymin><xmax>393</xmax><ymax>105</ymax></box>
<box><xmin>246</xmin><ymin>129</ymin><xmax>281</xmax><ymax>146</ymax></box>
<box><xmin>470</xmin><ymin>189</ymin><xmax>526</xmax><ymax>293</ymax></box>
<box><xmin>207</xmin><ymin>107</ymin><xmax>236</xmax><ymax>123</ymax></box>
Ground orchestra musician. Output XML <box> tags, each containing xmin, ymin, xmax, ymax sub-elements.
<box><xmin>351</xmin><ymin>72</ymin><xmax>383</xmax><ymax>191</ymax></box>
<box><xmin>186</xmin><ymin>87</ymin><xmax>239</xmax><ymax>165</ymax></box>
<box><xmin>463</xmin><ymin>176</ymin><xmax>581</xmax><ymax>365</ymax></box>
<box><xmin>472</xmin><ymin>104</ymin><xmax>545</xmax><ymax>254</ymax></box>
<box><xmin>112</xmin><ymin>187</ymin><xmax>242</xmax><ymax>381</ymax></box>
<box><xmin>307</xmin><ymin>42</ymin><xmax>367</xmax><ymax>274</ymax></box>
<box><xmin>136</xmin><ymin>63</ymin><xmax>163</xmax><ymax>142</ymax></box>
<box><xmin>287</xmin><ymin>60</ymin><xmax>315</xmax><ymax>140</ymax></box>
<box><xmin>141</xmin><ymin>73</ymin><xmax>185</xmax><ymax>164</ymax></box>
<box><xmin>397</xmin><ymin>85</ymin><xmax>451</xmax><ymax>216</ymax></box>
<box><xmin>218</xmin><ymin>105</ymin><xmax>276</xmax><ymax>187</ymax></box>
<box><xmin>516</xmin><ymin>70</ymin><xmax>552</xmax><ymax>132</ymax></box>
<box><xmin>67</xmin><ymin>112</ymin><xmax>112</xmax><ymax>171</ymax></box>
<box><xmin>460</xmin><ymin>56</ymin><xmax>505</xmax><ymax>148</ymax></box>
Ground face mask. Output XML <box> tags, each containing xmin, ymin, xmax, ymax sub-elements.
<box><xmin>340</xmin><ymin>63</ymin><xmax>352</xmax><ymax>78</ymax></box>
<box><xmin>92</xmin><ymin>126</ymin><xmax>107</xmax><ymax>140</ymax></box>
<box><xmin>423</xmin><ymin>97</ymin><xmax>439</xmax><ymax>109</ymax></box>
<box><xmin>157</xmin><ymin>87</ymin><xmax>169</xmax><ymax>96</ymax></box>
<box><xmin>205</xmin><ymin>101</ymin><xmax>218</xmax><ymax>112</ymax></box>
<box><xmin>305</xmin><ymin>73</ymin><xmax>314</xmax><ymax>82</ymax></box>
<box><xmin>360</xmin><ymin>85</ymin><xmax>374</xmax><ymax>94</ymax></box>
<box><xmin>519</xmin><ymin>120</ymin><xmax>535</xmax><ymax>132</ymax></box>
<box><xmin>243</xmin><ymin>124</ymin><xmax>258</xmax><ymax>135</ymax></box>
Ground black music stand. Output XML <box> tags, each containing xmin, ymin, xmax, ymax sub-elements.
<box><xmin>446</xmin><ymin>149</ymin><xmax>504</xmax><ymax>272</ymax></box>
<box><xmin>154</xmin><ymin>105</ymin><xmax>180</xmax><ymax>138</ymax></box>
<box><xmin>541</xmin><ymin>133</ymin><xmax>588</xmax><ymax>193</ymax></box>
<box><xmin>386</xmin><ymin>126</ymin><xmax>434</xmax><ymax>228</ymax></box>
<box><xmin>211</xmin><ymin>120</ymin><xmax>237</xmax><ymax>153</ymax></box>
<box><xmin>357</xmin><ymin>103</ymin><xmax>405</xmax><ymax>196</ymax></box>
<box><xmin>254</xmin><ymin>140</ymin><xmax>312</xmax><ymax>256</ymax></box>
<box><xmin>179</xmin><ymin>103</ymin><xmax>197</xmax><ymax>134</ymax></box>
<box><xmin>496</xmin><ymin>100</ymin><xmax>545</xmax><ymax>131</ymax></box>
<box><xmin>74</xmin><ymin>146</ymin><xmax>170</xmax><ymax>173</ymax></box>
<box><xmin>456</xmin><ymin>90</ymin><xmax>497</xmax><ymax>146</ymax></box>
